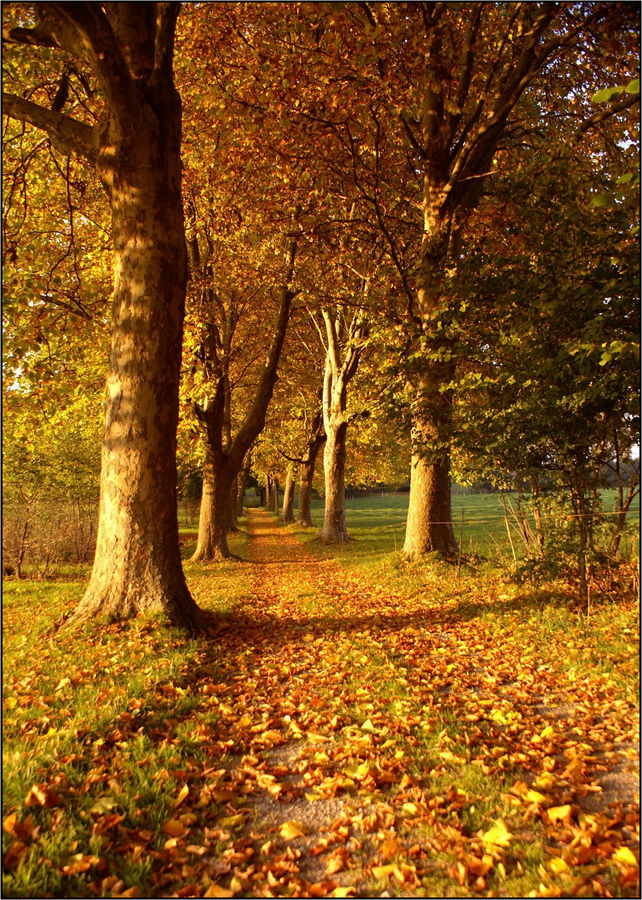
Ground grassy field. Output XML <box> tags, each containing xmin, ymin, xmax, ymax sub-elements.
<box><xmin>283</xmin><ymin>489</ymin><xmax>640</xmax><ymax>564</ymax></box>
<box><xmin>2</xmin><ymin>495</ymin><xmax>639</xmax><ymax>898</ymax></box>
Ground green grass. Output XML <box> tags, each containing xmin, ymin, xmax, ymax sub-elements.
<box><xmin>293</xmin><ymin>489</ymin><xmax>640</xmax><ymax>560</ymax></box>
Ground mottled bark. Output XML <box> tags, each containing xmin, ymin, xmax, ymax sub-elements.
<box><xmin>297</xmin><ymin>411</ymin><xmax>326</xmax><ymax>527</ymax></box>
<box><xmin>403</xmin><ymin>365</ymin><xmax>458</xmax><ymax>557</ymax></box>
<box><xmin>193</xmin><ymin>443</ymin><xmax>235</xmax><ymax>561</ymax></box>
<box><xmin>282</xmin><ymin>466</ymin><xmax>295</xmax><ymax>523</ymax></box>
<box><xmin>321</xmin><ymin>421</ymin><xmax>349</xmax><ymax>542</ymax></box>
<box><xmin>236</xmin><ymin>455</ymin><xmax>252</xmax><ymax>519</ymax></box>
<box><xmin>320</xmin><ymin>311</ymin><xmax>364</xmax><ymax>543</ymax></box>
<box><xmin>26</xmin><ymin>5</ymin><xmax>205</xmax><ymax>628</ymax></box>
<box><xmin>228</xmin><ymin>478</ymin><xmax>239</xmax><ymax>531</ymax></box>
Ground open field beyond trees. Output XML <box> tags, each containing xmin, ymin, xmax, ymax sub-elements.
<box><xmin>3</xmin><ymin>502</ymin><xmax>639</xmax><ymax>899</ymax></box>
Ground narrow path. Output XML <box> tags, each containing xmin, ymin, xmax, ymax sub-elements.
<box><xmin>190</xmin><ymin>508</ymin><xmax>639</xmax><ymax>897</ymax></box>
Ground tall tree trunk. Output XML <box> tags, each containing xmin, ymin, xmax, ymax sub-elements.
<box><xmin>268</xmin><ymin>475</ymin><xmax>280</xmax><ymax>513</ymax></box>
<box><xmin>236</xmin><ymin>454</ymin><xmax>252</xmax><ymax>519</ymax></box>
<box><xmin>297</xmin><ymin>411</ymin><xmax>326</xmax><ymax>527</ymax></box>
<box><xmin>228</xmin><ymin>478</ymin><xmax>239</xmax><ymax>532</ymax></box>
<box><xmin>192</xmin><ymin>446</ymin><xmax>234</xmax><ymax>561</ymax></box>
<box><xmin>319</xmin><ymin>309</ymin><xmax>364</xmax><ymax>543</ymax></box>
<box><xmin>297</xmin><ymin>466</ymin><xmax>314</xmax><ymax>527</ymax></box>
<box><xmin>530</xmin><ymin>476</ymin><xmax>545</xmax><ymax>552</ymax></box>
<box><xmin>321</xmin><ymin>420</ymin><xmax>349</xmax><ymax>542</ymax></box>
<box><xmin>282</xmin><ymin>466</ymin><xmax>295</xmax><ymax>523</ymax></box>
<box><xmin>402</xmin><ymin>365</ymin><xmax>458</xmax><ymax>556</ymax></box>
<box><xmin>68</xmin><ymin>7</ymin><xmax>203</xmax><ymax>628</ymax></box>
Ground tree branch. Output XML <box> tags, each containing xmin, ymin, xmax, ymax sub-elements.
<box><xmin>49</xmin><ymin>2</ymin><xmax>140</xmax><ymax>121</ymax></box>
<box><xmin>2</xmin><ymin>92</ymin><xmax>99</xmax><ymax>164</ymax></box>
<box><xmin>2</xmin><ymin>22</ymin><xmax>58</xmax><ymax>47</ymax></box>
<box><xmin>574</xmin><ymin>92</ymin><xmax>640</xmax><ymax>142</ymax></box>
<box><xmin>153</xmin><ymin>3</ymin><xmax>180</xmax><ymax>86</ymax></box>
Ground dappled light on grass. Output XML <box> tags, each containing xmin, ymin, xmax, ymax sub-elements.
<box><xmin>2</xmin><ymin>509</ymin><xmax>639</xmax><ymax>897</ymax></box>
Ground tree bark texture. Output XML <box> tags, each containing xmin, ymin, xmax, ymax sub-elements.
<box><xmin>282</xmin><ymin>466</ymin><xmax>295</xmax><ymax>523</ymax></box>
<box><xmin>268</xmin><ymin>475</ymin><xmax>280</xmax><ymax>513</ymax></box>
<box><xmin>236</xmin><ymin>455</ymin><xmax>252</xmax><ymax>518</ymax></box>
<box><xmin>8</xmin><ymin>4</ymin><xmax>206</xmax><ymax>628</ymax></box>
<box><xmin>193</xmin><ymin>438</ymin><xmax>235</xmax><ymax>561</ymax></box>
<box><xmin>297</xmin><ymin>410</ymin><xmax>326</xmax><ymax>527</ymax></box>
<box><xmin>320</xmin><ymin>311</ymin><xmax>363</xmax><ymax>542</ymax></box>
<box><xmin>322</xmin><ymin>421</ymin><xmax>349</xmax><ymax>542</ymax></box>
<box><xmin>403</xmin><ymin>365</ymin><xmax>458</xmax><ymax>556</ymax></box>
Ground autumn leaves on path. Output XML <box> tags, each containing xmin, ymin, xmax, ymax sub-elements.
<box><xmin>190</xmin><ymin>509</ymin><xmax>639</xmax><ymax>898</ymax></box>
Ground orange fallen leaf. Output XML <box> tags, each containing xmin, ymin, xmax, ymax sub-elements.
<box><xmin>162</xmin><ymin>817</ymin><xmax>189</xmax><ymax>838</ymax></box>
<box><xmin>3</xmin><ymin>840</ymin><xmax>28</xmax><ymax>870</ymax></box>
<box><xmin>280</xmin><ymin>820</ymin><xmax>306</xmax><ymax>840</ymax></box>
<box><xmin>3</xmin><ymin>812</ymin><xmax>36</xmax><ymax>842</ymax></box>
<box><xmin>203</xmin><ymin>883</ymin><xmax>235</xmax><ymax>898</ymax></box>
<box><xmin>25</xmin><ymin>784</ymin><xmax>63</xmax><ymax>808</ymax></box>
<box><xmin>372</xmin><ymin>863</ymin><xmax>396</xmax><ymax>879</ymax></box>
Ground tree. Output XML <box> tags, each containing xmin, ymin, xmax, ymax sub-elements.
<box><xmin>3</xmin><ymin>3</ymin><xmax>204</xmax><ymax>627</ymax></box>
<box><xmin>188</xmin><ymin>230</ymin><xmax>298</xmax><ymax>560</ymax></box>
<box><xmin>451</xmin><ymin>139</ymin><xmax>640</xmax><ymax>598</ymax></box>
<box><xmin>319</xmin><ymin>306</ymin><xmax>368</xmax><ymax>542</ymax></box>
<box><xmin>281</xmin><ymin>464</ymin><xmax>296</xmax><ymax>524</ymax></box>
<box><xmin>253</xmin><ymin>2</ymin><xmax>638</xmax><ymax>557</ymax></box>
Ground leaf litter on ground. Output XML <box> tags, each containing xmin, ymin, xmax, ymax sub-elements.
<box><xmin>2</xmin><ymin>508</ymin><xmax>639</xmax><ymax>898</ymax></box>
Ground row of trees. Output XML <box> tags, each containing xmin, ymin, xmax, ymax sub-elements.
<box><xmin>2</xmin><ymin>3</ymin><xmax>639</xmax><ymax>627</ymax></box>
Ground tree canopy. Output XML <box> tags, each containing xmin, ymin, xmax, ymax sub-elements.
<box><xmin>2</xmin><ymin>1</ymin><xmax>639</xmax><ymax>621</ymax></box>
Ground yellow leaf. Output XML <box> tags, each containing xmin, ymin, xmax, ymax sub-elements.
<box><xmin>612</xmin><ymin>846</ymin><xmax>638</xmax><ymax>868</ymax></box>
<box><xmin>219</xmin><ymin>814</ymin><xmax>244</xmax><ymax>829</ymax></box>
<box><xmin>540</xmin><ymin>725</ymin><xmax>554</xmax><ymax>739</ymax></box>
<box><xmin>162</xmin><ymin>818</ymin><xmax>188</xmax><ymax>838</ymax></box>
<box><xmin>354</xmin><ymin>762</ymin><xmax>371</xmax><ymax>780</ymax></box>
<box><xmin>533</xmin><ymin>772</ymin><xmax>556</xmax><ymax>791</ymax></box>
<box><xmin>548</xmin><ymin>856</ymin><xmax>570</xmax><ymax>874</ymax></box>
<box><xmin>547</xmin><ymin>805</ymin><xmax>572</xmax><ymax>825</ymax></box>
<box><xmin>203</xmin><ymin>885</ymin><xmax>234</xmax><ymax>898</ymax></box>
<box><xmin>372</xmin><ymin>864</ymin><xmax>396</xmax><ymax>879</ymax></box>
<box><xmin>279</xmin><ymin>820</ymin><xmax>305</xmax><ymax>840</ymax></box>
<box><xmin>524</xmin><ymin>789</ymin><xmax>547</xmax><ymax>805</ymax></box>
<box><xmin>481</xmin><ymin>819</ymin><xmax>512</xmax><ymax>848</ymax></box>
<box><xmin>174</xmin><ymin>784</ymin><xmax>189</xmax><ymax>808</ymax></box>
<box><xmin>331</xmin><ymin>888</ymin><xmax>356</xmax><ymax>898</ymax></box>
